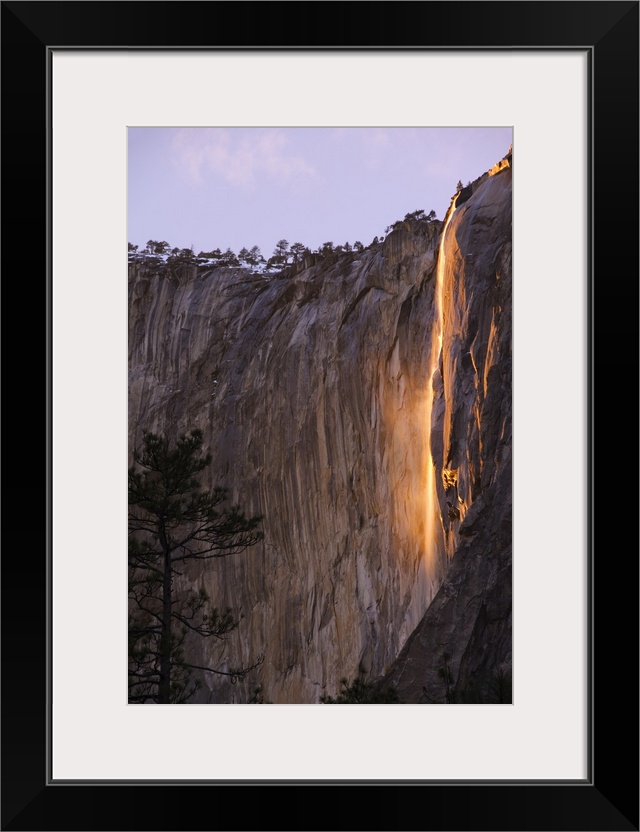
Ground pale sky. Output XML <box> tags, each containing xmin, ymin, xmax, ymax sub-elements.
<box><xmin>128</xmin><ymin>127</ymin><xmax>512</xmax><ymax>257</ymax></box>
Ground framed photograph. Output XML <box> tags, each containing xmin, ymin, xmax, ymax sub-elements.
<box><xmin>3</xmin><ymin>2</ymin><xmax>637</xmax><ymax>830</ymax></box>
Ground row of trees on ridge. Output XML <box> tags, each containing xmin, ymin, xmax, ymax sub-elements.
<box><xmin>128</xmin><ymin>207</ymin><xmax>440</xmax><ymax>272</ymax></box>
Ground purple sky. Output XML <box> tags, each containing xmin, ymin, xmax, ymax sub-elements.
<box><xmin>128</xmin><ymin>127</ymin><xmax>512</xmax><ymax>257</ymax></box>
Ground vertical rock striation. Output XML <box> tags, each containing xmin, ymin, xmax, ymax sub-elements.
<box><xmin>129</xmin><ymin>157</ymin><xmax>512</xmax><ymax>704</ymax></box>
<box><xmin>130</xmin><ymin>220</ymin><xmax>448</xmax><ymax>702</ymax></box>
<box><xmin>381</xmin><ymin>162</ymin><xmax>512</xmax><ymax>703</ymax></box>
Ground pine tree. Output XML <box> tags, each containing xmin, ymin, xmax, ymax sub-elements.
<box><xmin>222</xmin><ymin>247</ymin><xmax>239</xmax><ymax>266</ymax></box>
<box><xmin>289</xmin><ymin>242</ymin><xmax>306</xmax><ymax>263</ymax></box>
<box><xmin>128</xmin><ymin>430</ymin><xmax>263</xmax><ymax>703</ymax></box>
<box><xmin>273</xmin><ymin>239</ymin><xmax>290</xmax><ymax>264</ymax></box>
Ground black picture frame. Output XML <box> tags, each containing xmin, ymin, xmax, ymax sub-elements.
<box><xmin>2</xmin><ymin>2</ymin><xmax>637</xmax><ymax>830</ymax></box>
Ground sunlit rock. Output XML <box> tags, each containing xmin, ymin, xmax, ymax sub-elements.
<box><xmin>380</xmin><ymin>166</ymin><xmax>512</xmax><ymax>704</ymax></box>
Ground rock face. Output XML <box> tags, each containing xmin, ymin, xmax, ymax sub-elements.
<box><xmin>381</xmin><ymin>165</ymin><xmax>513</xmax><ymax>703</ymax></box>
<box><xmin>129</xmin><ymin>161</ymin><xmax>512</xmax><ymax>704</ymax></box>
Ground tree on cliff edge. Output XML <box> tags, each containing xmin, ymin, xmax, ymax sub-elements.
<box><xmin>128</xmin><ymin>430</ymin><xmax>263</xmax><ymax>703</ymax></box>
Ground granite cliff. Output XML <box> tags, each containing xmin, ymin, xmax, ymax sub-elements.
<box><xmin>380</xmin><ymin>157</ymin><xmax>512</xmax><ymax>703</ymax></box>
<box><xmin>128</xmin><ymin>154</ymin><xmax>512</xmax><ymax>703</ymax></box>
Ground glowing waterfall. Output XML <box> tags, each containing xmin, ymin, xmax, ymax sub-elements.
<box><xmin>424</xmin><ymin>197</ymin><xmax>457</xmax><ymax>570</ymax></box>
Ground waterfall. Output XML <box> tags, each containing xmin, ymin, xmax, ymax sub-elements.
<box><xmin>424</xmin><ymin>197</ymin><xmax>457</xmax><ymax>571</ymax></box>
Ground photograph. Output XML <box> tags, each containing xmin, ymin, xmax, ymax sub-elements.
<box><xmin>127</xmin><ymin>127</ymin><xmax>513</xmax><ymax>705</ymax></box>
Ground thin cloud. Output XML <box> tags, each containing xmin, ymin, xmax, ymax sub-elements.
<box><xmin>171</xmin><ymin>129</ymin><xmax>317</xmax><ymax>189</ymax></box>
<box><xmin>362</xmin><ymin>129</ymin><xmax>392</xmax><ymax>171</ymax></box>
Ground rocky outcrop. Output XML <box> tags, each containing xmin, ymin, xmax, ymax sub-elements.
<box><xmin>128</xmin><ymin>157</ymin><xmax>512</xmax><ymax>704</ymax></box>
<box><xmin>489</xmin><ymin>144</ymin><xmax>512</xmax><ymax>177</ymax></box>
